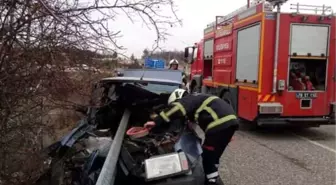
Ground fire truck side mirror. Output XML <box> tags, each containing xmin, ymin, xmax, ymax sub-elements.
<box><xmin>184</xmin><ymin>47</ymin><xmax>189</xmax><ymax>58</ymax></box>
<box><xmin>184</xmin><ymin>47</ymin><xmax>196</xmax><ymax>64</ymax></box>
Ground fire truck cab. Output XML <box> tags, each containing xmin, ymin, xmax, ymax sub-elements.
<box><xmin>184</xmin><ymin>0</ymin><xmax>335</xmax><ymax>127</ymax></box>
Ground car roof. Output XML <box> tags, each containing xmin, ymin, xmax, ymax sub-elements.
<box><xmin>102</xmin><ymin>68</ymin><xmax>183</xmax><ymax>85</ymax></box>
<box><xmin>100</xmin><ymin>77</ymin><xmax>181</xmax><ymax>86</ymax></box>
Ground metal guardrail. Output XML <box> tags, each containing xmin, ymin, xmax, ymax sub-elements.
<box><xmin>95</xmin><ymin>109</ymin><xmax>131</xmax><ymax>185</ymax></box>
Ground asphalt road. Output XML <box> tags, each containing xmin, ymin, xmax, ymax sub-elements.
<box><xmin>217</xmin><ymin>124</ymin><xmax>336</xmax><ymax>185</ymax></box>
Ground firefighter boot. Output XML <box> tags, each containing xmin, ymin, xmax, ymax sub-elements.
<box><xmin>205</xmin><ymin>176</ymin><xmax>224</xmax><ymax>185</ymax></box>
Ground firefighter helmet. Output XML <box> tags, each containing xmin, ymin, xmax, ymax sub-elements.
<box><xmin>169</xmin><ymin>59</ymin><xmax>179</xmax><ymax>65</ymax></box>
<box><xmin>168</xmin><ymin>88</ymin><xmax>188</xmax><ymax>104</ymax></box>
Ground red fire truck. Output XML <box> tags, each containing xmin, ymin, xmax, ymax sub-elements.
<box><xmin>184</xmin><ymin>0</ymin><xmax>335</xmax><ymax>127</ymax></box>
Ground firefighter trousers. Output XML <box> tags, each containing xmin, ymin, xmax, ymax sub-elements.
<box><xmin>202</xmin><ymin>124</ymin><xmax>238</xmax><ymax>182</ymax></box>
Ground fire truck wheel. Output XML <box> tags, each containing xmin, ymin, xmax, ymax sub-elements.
<box><xmin>190</xmin><ymin>84</ymin><xmax>201</xmax><ymax>93</ymax></box>
<box><xmin>189</xmin><ymin>81</ymin><xmax>195</xmax><ymax>93</ymax></box>
<box><xmin>201</xmin><ymin>86</ymin><xmax>208</xmax><ymax>93</ymax></box>
<box><xmin>221</xmin><ymin>91</ymin><xmax>236</xmax><ymax>111</ymax></box>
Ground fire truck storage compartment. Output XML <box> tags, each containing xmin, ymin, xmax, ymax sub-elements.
<box><xmin>236</xmin><ymin>23</ymin><xmax>261</xmax><ymax>83</ymax></box>
<box><xmin>288</xmin><ymin>58</ymin><xmax>327</xmax><ymax>91</ymax></box>
<box><xmin>290</xmin><ymin>24</ymin><xmax>329</xmax><ymax>56</ymax></box>
<box><xmin>204</xmin><ymin>39</ymin><xmax>214</xmax><ymax>59</ymax></box>
<box><xmin>204</xmin><ymin>39</ymin><xmax>214</xmax><ymax>79</ymax></box>
<box><xmin>203</xmin><ymin>59</ymin><xmax>213</xmax><ymax>79</ymax></box>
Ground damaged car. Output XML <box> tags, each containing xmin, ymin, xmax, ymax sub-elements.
<box><xmin>38</xmin><ymin>69</ymin><xmax>205</xmax><ymax>185</ymax></box>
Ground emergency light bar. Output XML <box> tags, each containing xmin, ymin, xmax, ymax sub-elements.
<box><xmin>258</xmin><ymin>103</ymin><xmax>283</xmax><ymax>114</ymax></box>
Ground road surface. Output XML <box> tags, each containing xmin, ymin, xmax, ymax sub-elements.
<box><xmin>218</xmin><ymin>124</ymin><xmax>336</xmax><ymax>185</ymax></box>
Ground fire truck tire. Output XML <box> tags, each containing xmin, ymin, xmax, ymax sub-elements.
<box><xmin>190</xmin><ymin>82</ymin><xmax>201</xmax><ymax>93</ymax></box>
<box><xmin>237</xmin><ymin>119</ymin><xmax>258</xmax><ymax>131</ymax></box>
<box><xmin>189</xmin><ymin>81</ymin><xmax>195</xmax><ymax>92</ymax></box>
<box><xmin>201</xmin><ymin>86</ymin><xmax>208</xmax><ymax>93</ymax></box>
<box><xmin>221</xmin><ymin>91</ymin><xmax>236</xmax><ymax>111</ymax></box>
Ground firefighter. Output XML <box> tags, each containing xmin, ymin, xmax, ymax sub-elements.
<box><xmin>169</xmin><ymin>59</ymin><xmax>179</xmax><ymax>70</ymax></box>
<box><xmin>144</xmin><ymin>89</ymin><xmax>239</xmax><ymax>185</ymax></box>
<box><xmin>169</xmin><ymin>59</ymin><xmax>188</xmax><ymax>88</ymax></box>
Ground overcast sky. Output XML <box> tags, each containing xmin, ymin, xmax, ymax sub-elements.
<box><xmin>112</xmin><ymin>0</ymin><xmax>335</xmax><ymax>58</ymax></box>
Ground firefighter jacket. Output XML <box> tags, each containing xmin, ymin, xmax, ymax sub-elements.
<box><xmin>153</xmin><ymin>94</ymin><xmax>238</xmax><ymax>134</ymax></box>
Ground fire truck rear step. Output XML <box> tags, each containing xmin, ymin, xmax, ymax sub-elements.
<box><xmin>257</xmin><ymin>117</ymin><xmax>334</xmax><ymax>126</ymax></box>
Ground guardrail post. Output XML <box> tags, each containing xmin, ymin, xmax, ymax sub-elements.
<box><xmin>95</xmin><ymin>109</ymin><xmax>131</xmax><ymax>185</ymax></box>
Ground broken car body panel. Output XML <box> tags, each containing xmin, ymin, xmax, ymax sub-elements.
<box><xmin>39</xmin><ymin>69</ymin><xmax>204</xmax><ymax>185</ymax></box>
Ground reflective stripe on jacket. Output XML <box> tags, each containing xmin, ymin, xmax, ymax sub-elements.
<box><xmin>153</xmin><ymin>94</ymin><xmax>238</xmax><ymax>133</ymax></box>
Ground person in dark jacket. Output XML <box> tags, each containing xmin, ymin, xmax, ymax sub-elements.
<box><xmin>144</xmin><ymin>89</ymin><xmax>239</xmax><ymax>185</ymax></box>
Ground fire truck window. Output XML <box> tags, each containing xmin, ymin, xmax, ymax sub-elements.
<box><xmin>193</xmin><ymin>48</ymin><xmax>198</xmax><ymax>60</ymax></box>
<box><xmin>288</xmin><ymin>58</ymin><xmax>327</xmax><ymax>91</ymax></box>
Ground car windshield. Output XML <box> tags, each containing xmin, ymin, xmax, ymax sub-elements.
<box><xmin>90</xmin><ymin>81</ymin><xmax>180</xmax><ymax>107</ymax></box>
<box><xmin>134</xmin><ymin>82</ymin><xmax>179</xmax><ymax>94</ymax></box>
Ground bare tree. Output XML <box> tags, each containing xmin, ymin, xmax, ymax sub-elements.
<box><xmin>0</xmin><ymin>0</ymin><xmax>180</xmax><ymax>184</ymax></box>
<box><xmin>142</xmin><ymin>48</ymin><xmax>150</xmax><ymax>59</ymax></box>
<box><xmin>130</xmin><ymin>53</ymin><xmax>135</xmax><ymax>61</ymax></box>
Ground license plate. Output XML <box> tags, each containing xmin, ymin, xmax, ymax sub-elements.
<box><xmin>296</xmin><ymin>92</ymin><xmax>317</xmax><ymax>99</ymax></box>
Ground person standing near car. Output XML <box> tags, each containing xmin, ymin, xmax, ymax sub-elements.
<box><xmin>168</xmin><ymin>59</ymin><xmax>188</xmax><ymax>88</ymax></box>
<box><xmin>168</xmin><ymin>59</ymin><xmax>179</xmax><ymax>70</ymax></box>
<box><xmin>144</xmin><ymin>89</ymin><xmax>239</xmax><ymax>185</ymax></box>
